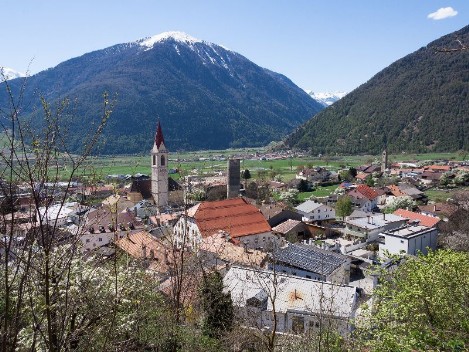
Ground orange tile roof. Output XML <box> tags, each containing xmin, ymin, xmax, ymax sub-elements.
<box><xmin>115</xmin><ymin>231</ymin><xmax>169</xmax><ymax>272</ymax></box>
<box><xmin>355</xmin><ymin>184</ymin><xmax>379</xmax><ymax>200</ymax></box>
<box><xmin>356</xmin><ymin>172</ymin><xmax>368</xmax><ymax>180</ymax></box>
<box><xmin>388</xmin><ymin>185</ymin><xmax>406</xmax><ymax>197</ymax></box>
<box><xmin>393</xmin><ymin>209</ymin><xmax>440</xmax><ymax>228</ymax></box>
<box><xmin>194</xmin><ymin>198</ymin><xmax>271</xmax><ymax>239</ymax></box>
<box><xmin>427</xmin><ymin>165</ymin><xmax>451</xmax><ymax>172</ymax></box>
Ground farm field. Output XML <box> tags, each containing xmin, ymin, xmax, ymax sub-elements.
<box><xmin>59</xmin><ymin>149</ymin><xmax>464</xmax><ymax>183</ymax></box>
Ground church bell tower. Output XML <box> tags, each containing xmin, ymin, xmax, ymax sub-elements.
<box><xmin>151</xmin><ymin>121</ymin><xmax>168</xmax><ymax>208</ymax></box>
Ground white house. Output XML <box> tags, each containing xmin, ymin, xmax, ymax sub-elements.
<box><xmin>223</xmin><ymin>266</ymin><xmax>358</xmax><ymax>336</ymax></box>
<box><xmin>346</xmin><ymin>185</ymin><xmax>379</xmax><ymax>212</ymax></box>
<box><xmin>80</xmin><ymin>200</ymin><xmax>141</xmax><ymax>252</ymax></box>
<box><xmin>295</xmin><ymin>200</ymin><xmax>335</xmax><ymax>223</ymax></box>
<box><xmin>173</xmin><ymin>198</ymin><xmax>279</xmax><ymax>251</ymax></box>
<box><xmin>379</xmin><ymin>225</ymin><xmax>438</xmax><ymax>257</ymax></box>
<box><xmin>344</xmin><ymin>213</ymin><xmax>407</xmax><ymax>242</ymax></box>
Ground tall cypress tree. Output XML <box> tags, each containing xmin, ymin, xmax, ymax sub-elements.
<box><xmin>200</xmin><ymin>271</ymin><xmax>234</xmax><ymax>339</ymax></box>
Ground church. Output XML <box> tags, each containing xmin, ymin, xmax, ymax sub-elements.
<box><xmin>151</xmin><ymin>121</ymin><xmax>169</xmax><ymax>207</ymax></box>
<box><xmin>127</xmin><ymin>121</ymin><xmax>174</xmax><ymax>209</ymax></box>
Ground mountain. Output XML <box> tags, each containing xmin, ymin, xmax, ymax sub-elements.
<box><xmin>287</xmin><ymin>25</ymin><xmax>469</xmax><ymax>155</ymax></box>
<box><xmin>0</xmin><ymin>32</ymin><xmax>323</xmax><ymax>154</ymax></box>
<box><xmin>0</xmin><ymin>67</ymin><xmax>25</xmax><ymax>80</ymax></box>
<box><xmin>306</xmin><ymin>91</ymin><xmax>347</xmax><ymax>107</ymax></box>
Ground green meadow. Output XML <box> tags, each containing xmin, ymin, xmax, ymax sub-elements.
<box><xmin>58</xmin><ymin>149</ymin><xmax>463</xmax><ymax>184</ymax></box>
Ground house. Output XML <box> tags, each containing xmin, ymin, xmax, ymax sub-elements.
<box><xmin>418</xmin><ymin>203</ymin><xmax>458</xmax><ymax>221</ymax></box>
<box><xmin>128</xmin><ymin>199</ymin><xmax>156</xmax><ymax>219</ymax></box>
<box><xmin>373</xmin><ymin>187</ymin><xmax>388</xmax><ymax>206</ymax></box>
<box><xmin>356</xmin><ymin>164</ymin><xmax>381</xmax><ymax>174</ymax></box>
<box><xmin>395</xmin><ymin>183</ymin><xmax>426</xmax><ymax>202</ymax></box>
<box><xmin>379</xmin><ymin>225</ymin><xmax>438</xmax><ymax>257</ymax></box>
<box><xmin>344</xmin><ymin>213</ymin><xmax>407</xmax><ymax>242</ymax></box>
<box><xmin>296</xmin><ymin>167</ymin><xmax>331</xmax><ymax>184</ymax></box>
<box><xmin>426</xmin><ymin>164</ymin><xmax>452</xmax><ymax>173</ymax></box>
<box><xmin>198</xmin><ymin>232</ymin><xmax>267</xmax><ymax>269</ymax></box>
<box><xmin>270</xmin><ymin>243</ymin><xmax>351</xmax><ymax>284</ymax></box>
<box><xmin>271</xmin><ymin>219</ymin><xmax>306</xmax><ymax>242</ymax></box>
<box><xmin>419</xmin><ymin>171</ymin><xmax>443</xmax><ymax>186</ymax></box>
<box><xmin>295</xmin><ymin>200</ymin><xmax>336</xmax><ymax>223</ymax></box>
<box><xmin>173</xmin><ymin>197</ymin><xmax>278</xmax><ymax>251</ymax></box>
<box><xmin>259</xmin><ymin>203</ymin><xmax>302</xmax><ymax>227</ymax></box>
<box><xmin>80</xmin><ymin>196</ymin><xmax>143</xmax><ymax>252</ymax></box>
<box><xmin>223</xmin><ymin>266</ymin><xmax>358</xmax><ymax>336</ymax></box>
<box><xmin>393</xmin><ymin>209</ymin><xmax>440</xmax><ymax>228</ymax></box>
<box><xmin>115</xmin><ymin>231</ymin><xmax>170</xmax><ymax>274</ymax></box>
<box><xmin>37</xmin><ymin>202</ymin><xmax>88</xmax><ymax>227</ymax></box>
<box><xmin>346</xmin><ymin>185</ymin><xmax>379</xmax><ymax>212</ymax></box>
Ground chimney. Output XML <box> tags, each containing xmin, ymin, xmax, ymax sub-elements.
<box><xmin>149</xmin><ymin>249</ymin><xmax>155</xmax><ymax>261</ymax></box>
<box><xmin>383</xmin><ymin>213</ymin><xmax>386</xmax><ymax>221</ymax></box>
<box><xmin>141</xmin><ymin>244</ymin><xmax>147</xmax><ymax>259</ymax></box>
<box><xmin>433</xmin><ymin>204</ymin><xmax>437</xmax><ymax>212</ymax></box>
<box><xmin>367</xmin><ymin>216</ymin><xmax>370</xmax><ymax>224</ymax></box>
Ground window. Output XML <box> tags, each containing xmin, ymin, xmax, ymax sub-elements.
<box><xmin>161</xmin><ymin>155</ymin><xmax>166</xmax><ymax>166</ymax></box>
<box><xmin>400</xmin><ymin>240</ymin><xmax>404</xmax><ymax>243</ymax></box>
<box><xmin>306</xmin><ymin>275</ymin><xmax>311</xmax><ymax>279</ymax></box>
<box><xmin>291</xmin><ymin>316</ymin><xmax>305</xmax><ymax>334</ymax></box>
<box><xmin>153</xmin><ymin>155</ymin><xmax>156</xmax><ymax>166</ymax></box>
<box><xmin>98</xmin><ymin>238</ymin><xmax>102</xmax><ymax>242</ymax></box>
<box><xmin>86</xmin><ymin>239</ymin><xmax>90</xmax><ymax>243</ymax></box>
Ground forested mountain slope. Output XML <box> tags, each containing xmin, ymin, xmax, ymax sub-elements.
<box><xmin>0</xmin><ymin>32</ymin><xmax>323</xmax><ymax>154</ymax></box>
<box><xmin>286</xmin><ymin>25</ymin><xmax>469</xmax><ymax>155</ymax></box>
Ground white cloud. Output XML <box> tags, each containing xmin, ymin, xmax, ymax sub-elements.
<box><xmin>427</xmin><ymin>7</ymin><xmax>458</xmax><ymax>20</ymax></box>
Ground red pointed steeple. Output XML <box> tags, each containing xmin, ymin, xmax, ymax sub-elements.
<box><xmin>154</xmin><ymin>120</ymin><xmax>165</xmax><ymax>148</ymax></box>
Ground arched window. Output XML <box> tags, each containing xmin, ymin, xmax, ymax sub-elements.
<box><xmin>161</xmin><ymin>155</ymin><xmax>166</xmax><ymax>166</ymax></box>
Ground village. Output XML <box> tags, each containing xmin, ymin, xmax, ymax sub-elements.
<box><xmin>1</xmin><ymin>121</ymin><xmax>468</xmax><ymax>342</ymax></box>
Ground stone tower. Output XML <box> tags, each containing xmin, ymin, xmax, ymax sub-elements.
<box><xmin>227</xmin><ymin>159</ymin><xmax>241</xmax><ymax>199</ymax></box>
<box><xmin>381</xmin><ymin>148</ymin><xmax>388</xmax><ymax>173</ymax></box>
<box><xmin>151</xmin><ymin>121</ymin><xmax>168</xmax><ymax>208</ymax></box>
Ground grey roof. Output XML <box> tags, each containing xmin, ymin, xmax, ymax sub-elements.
<box><xmin>295</xmin><ymin>200</ymin><xmax>323</xmax><ymax>213</ymax></box>
<box><xmin>274</xmin><ymin>243</ymin><xmax>348</xmax><ymax>276</ymax></box>
<box><xmin>346</xmin><ymin>213</ymin><xmax>406</xmax><ymax>230</ymax></box>
<box><xmin>223</xmin><ymin>266</ymin><xmax>357</xmax><ymax>317</ymax></box>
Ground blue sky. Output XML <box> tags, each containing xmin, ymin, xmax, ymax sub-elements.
<box><xmin>1</xmin><ymin>1</ymin><xmax>468</xmax><ymax>92</ymax></box>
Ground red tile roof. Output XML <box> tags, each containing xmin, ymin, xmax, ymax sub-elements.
<box><xmin>355</xmin><ymin>184</ymin><xmax>379</xmax><ymax>200</ymax></box>
<box><xmin>393</xmin><ymin>209</ymin><xmax>440</xmax><ymax>228</ymax></box>
<box><xmin>194</xmin><ymin>198</ymin><xmax>271</xmax><ymax>239</ymax></box>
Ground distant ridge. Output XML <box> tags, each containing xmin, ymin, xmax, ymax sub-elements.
<box><xmin>287</xmin><ymin>25</ymin><xmax>469</xmax><ymax>155</ymax></box>
<box><xmin>0</xmin><ymin>67</ymin><xmax>25</xmax><ymax>80</ymax></box>
<box><xmin>306</xmin><ymin>91</ymin><xmax>347</xmax><ymax>107</ymax></box>
<box><xmin>0</xmin><ymin>31</ymin><xmax>323</xmax><ymax>154</ymax></box>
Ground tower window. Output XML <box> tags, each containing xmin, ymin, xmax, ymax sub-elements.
<box><xmin>153</xmin><ymin>155</ymin><xmax>156</xmax><ymax>166</ymax></box>
<box><xmin>161</xmin><ymin>155</ymin><xmax>166</xmax><ymax>166</ymax></box>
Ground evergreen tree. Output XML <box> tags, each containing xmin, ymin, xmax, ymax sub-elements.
<box><xmin>200</xmin><ymin>271</ymin><xmax>234</xmax><ymax>339</ymax></box>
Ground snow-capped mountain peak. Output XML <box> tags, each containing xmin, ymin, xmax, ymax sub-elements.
<box><xmin>1</xmin><ymin>67</ymin><xmax>26</xmax><ymax>80</ymax></box>
<box><xmin>138</xmin><ymin>31</ymin><xmax>202</xmax><ymax>49</ymax></box>
<box><xmin>306</xmin><ymin>90</ymin><xmax>347</xmax><ymax>106</ymax></box>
